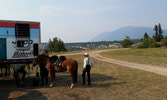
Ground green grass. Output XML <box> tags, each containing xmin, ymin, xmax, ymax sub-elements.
<box><xmin>49</xmin><ymin>48</ymin><xmax>109</xmax><ymax>56</ymax></box>
<box><xmin>1</xmin><ymin>50</ymin><xmax>167</xmax><ymax>99</ymax></box>
<box><xmin>65</xmin><ymin>54</ymin><xmax>167</xmax><ymax>99</ymax></box>
<box><xmin>101</xmin><ymin>48</ymin><xmax>167</xmax><ymax>67</ymax></box>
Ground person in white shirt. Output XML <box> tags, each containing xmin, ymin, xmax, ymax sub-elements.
<box><xmin>82</xmin><ymin>53</ymin><xmax>94</xmax><ymax>85</ymax></box>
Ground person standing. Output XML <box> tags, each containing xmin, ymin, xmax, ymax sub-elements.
<box><xmin>40</xmin><ymin>50</ymin><xmax>49</xmax><ymax>85</ymax></box>
<box><xmin>13</xmin><ymin>64</ymin><xmax>27</xmax><ymax>88</ymax></box>
<box><xmin>82</xmin><ymin>53</ymin><xmax>94</xmax><ymax>85</ymax></box>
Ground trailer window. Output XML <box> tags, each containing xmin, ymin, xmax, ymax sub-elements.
<box><xmin>17</xmin><ymin>40</ymin><xmax>29</xmax><ymax>47</ymax></box>
<box><xmin>15</xmin><ymin>24</ymin><xmax>30</xmax><ymax>38</ymax></box>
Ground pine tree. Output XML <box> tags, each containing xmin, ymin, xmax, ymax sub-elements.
<box><xmin>153</xmin><ymin>23</ymin><xmax>163</xmax><ymax>42</ymax></box>
<box><xmin>47</xmin><ymin>37</ymin><xmax>67</xmax><ymax>52</ymax></box>
<box><xmin>153</xmin><ymin>24</ymin><xmax>158</xmax><ymax>41</ymax></box>
<box><xmin>158</xmin><ymin>23</ymin><xmax>163</xmax><ymax>41</ymax></box>
<box><xmin>122</xmin><ymin>36</ymin><xmax>133</xmax><ymax>48</ymax></box>
<box><xmin>144</xmin><ymin>33</ymin><xmax>149</xmax><ymax>39</ymax></box>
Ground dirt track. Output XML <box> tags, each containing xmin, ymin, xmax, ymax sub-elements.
<box><xmin>89</xmin><ymin>49</ymin><xmax>167</xmax><ymax>76</ymax></box>
<box><xmin>60</xmin><ymin>49</ymin><xmax>167</xmax><ymax>76</ymax></box>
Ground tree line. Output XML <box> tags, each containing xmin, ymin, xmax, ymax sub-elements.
<box><xmin>46</xmin><ymin>23</ymin><xmax>167</xmax><ymax>52</ymax></box>
<box><xmin>46</xmin><ymin>38</ymin><xmax>123</xmax><ymax>52</ymax></box>
<box><xmin>122</xmin><ymin>23</ymin><xmax>167</xmax><ymax>48</ymax></box>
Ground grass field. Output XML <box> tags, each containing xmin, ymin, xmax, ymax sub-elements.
<box><xmin>49</xmin><ymin>48</ymin><xmax>108</xmax><ymax>56</ymax></box>
<box><xmin>101</xmin><ymin>48</ymin><xmax>167</xmax><ymax>67</ymax></box>
<box><xmin>1</xmin><ymin>50</ymin><xmax>167</xmax><ymax>100</ymax></box>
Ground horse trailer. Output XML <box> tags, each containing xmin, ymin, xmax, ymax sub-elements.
<box><xmin>0</xmin><ymin>20</ymin><xmax>43</xmax><ymax>66</ymax></box>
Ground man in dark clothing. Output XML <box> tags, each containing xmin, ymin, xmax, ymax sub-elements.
<box><xmin>40</xmin><ymin>50</ymin><xmax>49</xmax><ymax>85</ymax></box>
<box><xmin>40</xmin><ymin>63</ymin><xmax>48</xmax><ymax>85</ymax></box>
<box><xmin>13</xmin><ymin>64</ymin><xmax>27</xmax><ymax>88</ymax></box>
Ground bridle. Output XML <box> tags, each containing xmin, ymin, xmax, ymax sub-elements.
<box><xmin>33</xmin><ymin>56</ymin><xmax>39</xmax><ymax>66</ymax></box>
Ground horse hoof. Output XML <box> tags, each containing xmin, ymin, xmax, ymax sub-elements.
<box><xmin>70</xmin><ymin>83</ymin><xmax>74</xmax><ymax>89</ymax></box>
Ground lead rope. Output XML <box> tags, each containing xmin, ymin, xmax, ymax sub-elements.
<box><xmin>88</xmin><ymin>57</ymin><xmax>90</xmax><ymax>65</ymax></box>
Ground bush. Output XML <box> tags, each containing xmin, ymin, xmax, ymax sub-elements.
<box><xmin>161</xmin><ymin>37</ymin><xmax>167</xmax><ymax>47</ymax></box>
<box><xmin>149</xmin><ymin>38</ymin><xmax>160</xmax><ymax>48</ymax></box>
<box><xmin>47</xmin><ymin>37</ymin><xmax>67</xmax><ymax>52</ymax></box>
<box><xmin>137</xmin><ymin>38</ymin><xmax>159</xmax><ymax>48</ymax></box>
<box><xmin>122</xmin><ymin>36</ymin><xmax>133</xmax><ymax>48</ymax></box>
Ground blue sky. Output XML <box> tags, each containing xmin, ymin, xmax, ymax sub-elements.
<box><xmin>0</xmin><ymin>0</ymin><xmax>167</xmax><ymax>43</ymax></box>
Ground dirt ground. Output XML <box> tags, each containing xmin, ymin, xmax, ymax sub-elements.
<box><xmin>0</xmin><ymin>72</ymin><xmax>115</xmax><ymax>100</ymax></box>
<box><xmin>1</xmin><ymin>49</ymin><xmax>167</xmax><ymax>100</ymax></box>
<box><xmin>91</xmin><ymin>52</ymin><xmax>167</xmax><ymax>76</ymax></box>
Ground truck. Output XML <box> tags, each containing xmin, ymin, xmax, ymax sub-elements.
<box><xmin>0</xmin><ymin>20</ymin><xmax>43</xmax><ymax>75</ymax></box>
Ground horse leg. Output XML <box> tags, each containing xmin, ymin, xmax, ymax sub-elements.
<box><xmin>0</xmin><ymin>66</ymin><xmax>2</xmax><ymax>74</ymax></box>
<box><xmin>53</xmin><ymin>72</ymin><xmax>56</xmax><ymax>86</ymax></box>
<box><xmin>31</xmin><ymin>65</ymin><xmax>33</xmax><ymax>71</ymax></box>
<box><xmin>7</xmin><ymin>64</ymin><xmax>11</xmax><ymax>76</ymax></box>
<box><xmin>74</xmin><ymin>63</ymin><xmax>78</xmax><ymax>83</ymax></box>
<box><xmin>50</xmin><ymin>75</ymin><xmax>53</xmax><ymax>87</ymax></box>
<box><xmin>5</xmin><ymin>65</ymin><xmax>7</xmax><ymax>76</ymax></box>
<box><xmin>27</xmin><ymin>64</ymin><xmax>30</xmax><ymax>76</ymax></box>
<box><xmin>69</xmin><ymin>71</ymin><xmax>75</xmax><ymax>89</ymax></box>
<box><xmin>50</xmin><ymin>73</ymin><xmax>55</xmax><ymax>87</ymax></box>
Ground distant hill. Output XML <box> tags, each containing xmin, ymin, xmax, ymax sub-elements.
<box><xmin>90</xmin><ymin>26</ymin><xmax>167</xmax><ymax>42</ymax></box>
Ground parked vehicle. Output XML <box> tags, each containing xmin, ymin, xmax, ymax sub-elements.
<box><xmin>0</xmin><ymin>20</ymin><xmax>43</xmax><ymax>75</ymax></box>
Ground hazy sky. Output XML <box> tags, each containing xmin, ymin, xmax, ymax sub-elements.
<box><xmin>0</xmin><ymin>0</ymin><xmax>167</xmax><ymax>43</ymax></box>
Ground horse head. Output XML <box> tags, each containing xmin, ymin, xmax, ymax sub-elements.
<box><xmin>32</xmin><ymin>56</ymin><xmax>38</xmax><ymax>66</ymax></box>
<box><xmin>32</xmin><ymin>55</ymin><xmax>49</xmax><ymax>66</ymax></box>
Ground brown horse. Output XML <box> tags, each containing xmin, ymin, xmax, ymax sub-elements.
<box><xmin>47</xmin><ymin>56</ymin><xmax>78</xmax><ymax>88</ymax></box>
<box><xmin>47</xmin><ymin>62</ymin><xmax>56</xmax><ymax>87</ymax></box>
<box><xmin>32</xmin><ymin>55</ymin><xmax>49</xmax><ymax>67</ymax></box>
<box><xmin>32</xmin><ymin>55</ymin><xmax>50</xmax><ymax>85</ymax></box>
<box><xmin>33</xmin><ymin>55</ymin><xmax>78</xmax><ymax>88</ymax></box>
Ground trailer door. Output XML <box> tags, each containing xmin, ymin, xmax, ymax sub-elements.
<box><xmin>0</xmin><ymin>38</ymin><xmax>7</xmax><ymax>60</ymax></box>
<box><xmin>33</xmin><ymin>43</ymin><xmax>38</xmax><ymax>56</ymax></box>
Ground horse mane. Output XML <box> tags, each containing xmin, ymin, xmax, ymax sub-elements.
<box><xmin>38</xmin><ymin>54</ymin><xmax>47</xmax><ymax>58</ymax></box>
<box><xmin>38</xmin><ymin>55</ymin><xmax>49</xmax><ymax>64</ymax></box>
<box><xmin>59</xmin><ymin>56</ymin><xmax>66</xmax><ymax>61</ymax></box>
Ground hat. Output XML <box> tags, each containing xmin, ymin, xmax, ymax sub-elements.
<box><xmin>84</xmin><ymin>53</ymin><xmax>89</xmax><ymax>56</ymax></box>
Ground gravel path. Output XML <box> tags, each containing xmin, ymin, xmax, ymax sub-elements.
<box><xmin>59</xmin><ymin>49</ymin><xmax>167</xmax><ymax>76</ymax></box>
<box><xmin>89</xmin><ymin>49</ymin><xmax>167</xmax><ymax>76</ymax></box>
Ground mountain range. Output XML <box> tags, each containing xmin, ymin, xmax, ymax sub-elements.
<box><xmin>90</xmin><ymin>26</ymin><xmax>167</xmax><ymax>42</ymax></box>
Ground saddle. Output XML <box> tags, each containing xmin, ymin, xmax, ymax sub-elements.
<box><xmin>49</xmin><ymin>55</ymin><xmax>63</xmax><ymax>68</ymax></box>
<box><xmin>59</xmin><ymin>56</ymin><xmax>66</xmax><ymax>61</ymax></box>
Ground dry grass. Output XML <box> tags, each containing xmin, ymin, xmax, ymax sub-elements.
<box><xmin>1</xmin><ymin>52</ymin><xmax>167</xmax><ymax>100</ymax></box>
<box><xmin>101</xmin><ymin>48</ymin><xmax>167</xmax><ymax>67</ymax></box>
<box><xmin>49</xmin><ymin>48</ymin><xmax>108</xmax><ymax>56</ymax></box>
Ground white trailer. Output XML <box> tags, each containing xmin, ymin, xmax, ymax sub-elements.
<box><xmin>0</xmin><ymin>20</ymin><xmax>43</xmax><ymax>65</ymax></box>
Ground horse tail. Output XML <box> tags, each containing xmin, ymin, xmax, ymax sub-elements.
<box><xmin>74</xmin><ymin>60</ymin><xmax>78</xmax><ymax>83</ymax></box>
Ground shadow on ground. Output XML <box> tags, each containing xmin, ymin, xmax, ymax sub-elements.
<box><xmin>9</xmin><ymin>90</ymin><xmax>47</xmax><ymax>100</ymax></box>
<box><xmin>55</xmin><ymin>73</ymin><xmax>126</xmax><ymax>88</ymax></box>
<box><xmin>0</xmin><ymin>73</ymin><xmax>126</xmax><ymax>100</ymax></box>
<box><xmin>0</xmin><ymin>76</ymin><xmax>47</xmax><ymax>100</ymax></box>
